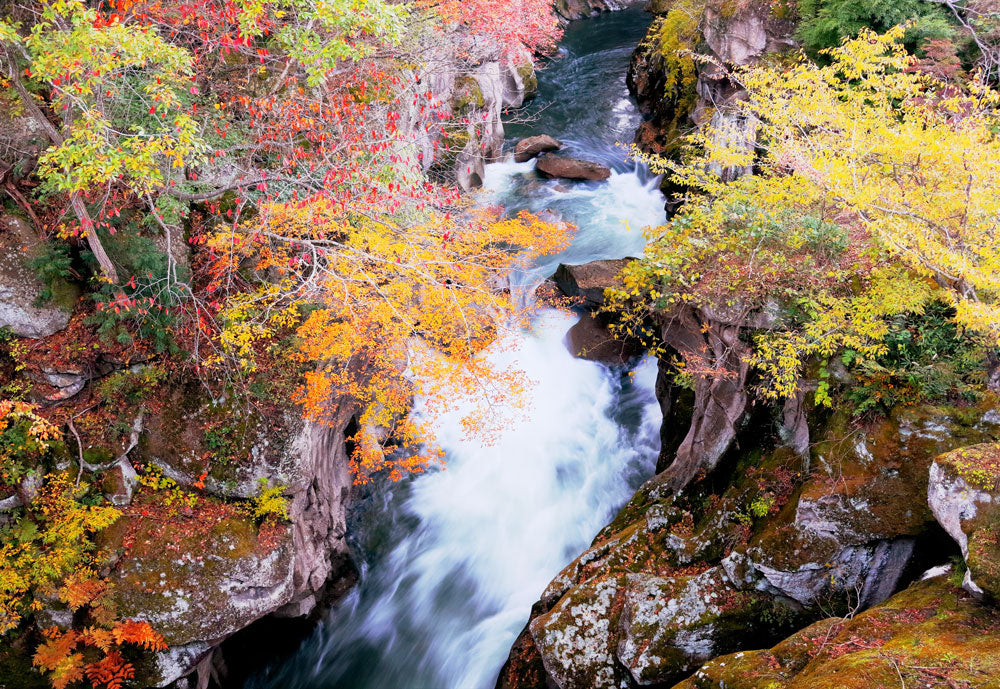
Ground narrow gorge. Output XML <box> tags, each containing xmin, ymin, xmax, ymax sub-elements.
<box><xmin>2</xmin><ymin>1</ymin><xmax>1000</xmax><ymax>689</ymax></box>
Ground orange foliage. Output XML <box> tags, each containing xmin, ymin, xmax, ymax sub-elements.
<box><xmin>205</xmin><ymin>199</ymin><xmax>571</xmax><ymax>482</ymax></box>
<box><xmin>34</xmin><ymin>621</ymin><xmax>166</xmax><ymax>689</ymax></box>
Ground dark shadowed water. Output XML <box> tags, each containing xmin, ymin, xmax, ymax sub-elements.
<box><xmin>242</xmin><ymin>7</ymin><xmax>664</xmax><ymax>689</ymax></box>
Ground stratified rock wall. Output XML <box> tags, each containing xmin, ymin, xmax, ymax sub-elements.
<box><xmin>627</xmin><ymin>0</ymin><xmax>796</xmax><ymax>177</ymax></box>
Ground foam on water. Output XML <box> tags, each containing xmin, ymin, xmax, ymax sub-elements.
<box><xmin>244</xmin><ymin>8</ymin><xmax>665</xmax><ymax>689</ymax></box>
<box><xmin>247</xmin><ymin>316</ymin><xmax>661</xmax><ymax>689</ymax></box>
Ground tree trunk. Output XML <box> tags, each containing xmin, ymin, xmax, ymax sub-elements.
<box><xmin>4</xmin><ymin>47</ymin><xmax>119</xmax><ymax>282</ymax></box>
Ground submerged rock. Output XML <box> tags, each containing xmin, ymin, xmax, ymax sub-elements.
<box><xmin>514</xmin><ymin>135</ymin><xmax>562</xmax><ymax>163</ymax></box>
<box><xmin>536</xmin><ymin>154</ymin><xmax>611</xmax><ymax>181</ymax></box>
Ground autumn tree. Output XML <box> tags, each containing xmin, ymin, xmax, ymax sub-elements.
<box><xmin>2</xmin><ymin>0</ymin><xmax>570</xmax><ymax>482</ymax></box>
<box><xmin>614</xmin><ymin>27</ymin><xmax>1000</xmax><ymax>401</ymax></box>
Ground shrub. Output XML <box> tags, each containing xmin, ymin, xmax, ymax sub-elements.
<box><xmin>86</xmin><ymin>229</ymin><xmax>188</xmax><ymax>354</ymax></box>
<box><xmin>250</xmin><ymin>479</ymin><xmax>290</xmax><ymax>524</ymax></box>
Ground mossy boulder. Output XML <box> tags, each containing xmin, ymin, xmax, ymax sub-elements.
<box><xmin>929</xmin><ymin>443</ymin><xmax>1000</xmax><ymax>599</ymax></box>
<box><xmin>674</xmin><ymin>575</ymin><xmax>1000</xmax><ymax>689</ymax></box>
<box><xmin>616</xmin><ymin>568</ymin><xmax>794</xmax><ymax>686</ymax></box>
<box><xmin>0</xmin><ymin>214</ymin><xmax>78</xmax><ymax>338</ymax></box>
<box><xmin>452</xmin><ymin>75</ymin><xmax>486</xmax><ymax>113</ymax></box>
<box><xmin>731</xmin><ymin>402</ymin><xmax>1000</xmax><ymax>609</ymax></box>
<box><xmin>499</xmin><ymin>399</ymin><xmax>1000</xmax><ymax>689</ymax></box>
<box><xmin>138</xmin><ymin>382</ymin><xmax>299</xmax><ymax>499</ymax></box>
<box><xmin>99</xmin><ymin>499</ymin><xmax>294</xmax><ymax>685</ymax></box>
<box><xmin>530</xmin><ymin>576</ymin><xmax>628</xmax><ymax>689</ymax></box>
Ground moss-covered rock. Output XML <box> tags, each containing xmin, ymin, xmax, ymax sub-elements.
<box><xmin>452</xmin><ymin>76</ymin><xmax>486</xmax><ymax>112</ymax></box>
<box><xmin>138</xmin><ymin>381</ymin><xmax>299</xmax><ymax>499</ymax></box>
<box><xmin>500</xmin><ymin>399</ymin><xmax>1000</xmax><ymax>689</ymax></box>
<box><xmin>530</xmin><ymin>576</ymin><xmax>628</xmax><ymax>689</ymax></box>
<box><xmin>0</xmin><ymin>214</ymin><xmax>78</xmax><ymax>339</ymax></box>
<box><xmin>674</xmin><ymin>576</ymin><xmax>1000</xmax><ymax>689</ymax></box>
<box><xmin>930</xmin><ymin>443</ymin><xmax>1000</xmax><ymax>599</ymax></box>
<box><xmin>99</xmin><ymin>497</ymin><xmax>294</xmax><ymax>685</ymax></box>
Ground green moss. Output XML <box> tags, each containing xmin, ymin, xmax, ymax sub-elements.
<box><xmin>83</xmin><ymin>446</ymin><xmax>114</xmax><ymax>466</ymax></box>
<box><xmin>211</xmin><ymin>517</ymin><xmax>257</xmax><ymax>559</ymax></box>
<box><xmin>427</xmin><ymin>125</ymin><xmax>472</xmax><ymax>181</ymax></box>
<box><xmin>937</xmin><ymin>443</ymin><xmax>1000</xmax><ymax>492</ymax></box>
<box><xmin>99</xmin><ymin>505</ymin><xmax>291</xmax><ymax>645</ymax></box>
<box><xmin>676</xmin><ymin>577</ymin><xmax>1000</xmax><ymax>689</ymax></box>
<box><xmin>452</xmin><ymin>76</ymin><xmax>485</xmax><ymax>112</ymax></box>
<box><xmin>515</xmin><ymin>61</ymin><xmax>538</xmax><ymax>97</ymax></box>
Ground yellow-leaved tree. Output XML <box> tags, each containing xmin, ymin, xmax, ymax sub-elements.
<box><xmin>204</xmin><ymin>199</ymin><xmax>571</xmax><ymax>481</ymax></box>
<box><xmin>616</xmin><ymin>26</ymin><xmax>1000</xmax><ymax>399</ymax></box>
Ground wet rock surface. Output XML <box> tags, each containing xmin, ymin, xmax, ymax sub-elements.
<box><xmin>515</xmin><ymin>134</ymin><xmax>562</xmax><ymax>162</ymax></box>
<box><xmin>565</xmin><ymin>312</ymin><xmax>643</xmax><ymax>365</ymax></box>
<box><xmin>536</xmin><ymin>154</ymin><xmax>612</xmax><ymax>181</ymax></box>
<box><xmin>553</xmin><ymin>0</ymin><xmax>639</xmax><ymax>22</ymax></box>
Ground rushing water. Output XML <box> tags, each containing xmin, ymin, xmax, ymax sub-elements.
<box><xmin>244</xmin><ymin>8</ymin><xmax>664</xmax><ymax>689</ymax></box>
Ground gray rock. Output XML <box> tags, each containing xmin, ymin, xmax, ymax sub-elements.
<box><xmin>514</xmin><ymin>135</ymin><xmax>562</xmax><ymax>163</ymax></box>
<box><xmin>536</xmin><ymin>154</ymin><xmax>611</xmax><ymax>181</ymax></box>
<box><xmin>530</xmin><ymin>577</ymin><xmax>624</xmax><ymax>689</ymax></box>
<box><xmin>928</xmin><ymin>447</ymin><xmax>1000</xmax><ymax>598</ymax></box>
<box><xmin>0</xmin><ymin>214</ymin><xmax>78</xmax><ymax>338</ymax></box>
<box><xmin>28</xmin><ymin>366</ymin><xmax>87</xmax><ymax>401</ymax></box>
<box><xmin>729</xmin><ymin>538</ymin><xmax>916</xmax><ymax>609</ymax></box>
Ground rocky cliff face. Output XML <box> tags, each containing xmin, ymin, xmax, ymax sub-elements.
<box><xmin>86</xmin><ymin>392</ymin><xmax>361</xmax><ymax>688</ymax></box>
<box><xmin>404</xmin><ymin>43</ymin><xmax>538</xmax><ymax>190</ymax></box>
<box><xmin>627</xmin><ymin>0</ymin><xmax>796</xmax><ymax>176</ymax></box>
<box><xmin>496</xmin><ymin>3</ymin><xmax>1000</xmax><ymax>683</ymax></box>
<box><xmin>497</xmin><ymin>397</ymin><xmax>1000</xmax><ymax>689</ymax></box>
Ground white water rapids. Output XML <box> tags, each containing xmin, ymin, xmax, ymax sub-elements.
<box><xmin>245</xmin><ymin>9</ymin><xmax>666</xmax><ymax>688</ymax></box>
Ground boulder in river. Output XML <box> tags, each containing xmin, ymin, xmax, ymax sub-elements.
<box><xmin>552</xmin><ymin>258</ymin><xmax>633</xmax><ymax>308</ymax></box>
<box><xmin>565</xmin><ymin>311</ymin><xmax>642</xmax><ymax>365</ymax></box>
<box><xmin>514</xmin><ymin>135</ymin><xmax>562</xmax><ymax>163</ymax></box>
<box><xmin>535</xmin><ymin>154</ymin><xmax>611</xmax><ymax>181</ymax></box>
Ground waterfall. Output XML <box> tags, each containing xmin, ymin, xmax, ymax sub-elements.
<box><xmin>244</xmin><ymin>8</ymin><xmax>664</xmax><ymax>688</ymax></box>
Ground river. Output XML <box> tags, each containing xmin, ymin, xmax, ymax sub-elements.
<box><xmin>243</xmin><ymin>7</ymin><xmax>664</xmax><ymax>689</ymax></box>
